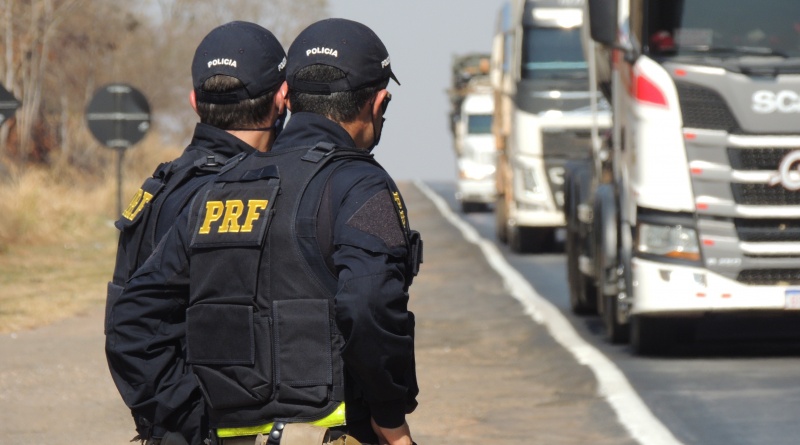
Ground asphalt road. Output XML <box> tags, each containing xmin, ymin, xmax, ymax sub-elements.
<box><xmin>426</xmin><ymin>180</ymin><xmax>800</xmax><ymax>445</ymax></box>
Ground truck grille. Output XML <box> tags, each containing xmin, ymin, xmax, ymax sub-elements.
<box><xmin>728</xmin><ymin>147</ymin><xmax>793</xmax><ymax>170</ymax></box>
<box><xmin>675</xmin><ymin>81</ymin><xmax>740</xmax><ymax>132</ymax></box>
<box><xmin>737</xmin><ymin>269</ymin><xmax>800</xmax><ymax>286</ymax></box>
<box><xmin>730</xmin><ymin>184</ymin><xmax>800</xmax><ymax>206</ymax></box>
<box><xmin>541</xmin><ymin>131</ymin><xmax>592</xmax><ymax>161</ymax></box>
<box><xmin>541</xmin><ymin>130</ymin><xmax>593</xmax><ymax>212</ymax></box>
<box><xmin>735</xmin><ymin>219</ymin><xmax>800</xmax><ymax>242</ymax></box>
<box><xmin>677</xmin><ymin>79</ymin><xmax>800</xmax><ymax>285</ymax></box>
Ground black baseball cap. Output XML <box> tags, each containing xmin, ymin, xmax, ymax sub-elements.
<box><xmin>287</xmin><ymin>18</ymin><xmax>400</xmax><ymax>95</ymax></box>
<box><xmin>192</xmin><ymin>21</ymin><xmax>287</xmax><ymax>104</ymax></box>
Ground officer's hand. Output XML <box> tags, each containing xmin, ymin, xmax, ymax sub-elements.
<box><xmin>370</xmin><ymin>418</ymin><xmax>413</xmax><ymax>445</ymax></box>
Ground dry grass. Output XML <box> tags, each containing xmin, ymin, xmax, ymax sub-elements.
<box><xmin>0</xmin><ymin>142</ymin><xmax>182</xmax><ymax>333</ymax></box>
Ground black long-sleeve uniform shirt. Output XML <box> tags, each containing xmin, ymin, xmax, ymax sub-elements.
<box><xmin>106</xmin><ymin>123</ymin><xmax>256</xmax><ymax>443</ymax></box>
<box><xmin>106</xmin><ymin>112</ymin><xmax>418</xmax><ymax>440</ymax></box>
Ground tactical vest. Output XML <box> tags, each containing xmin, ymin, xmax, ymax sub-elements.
<box><xmin>105</xmin><ymin>150</ymin><xmax>227</xmax><ymax>335</ymax></box>
<box><xmin>185</xmin><ymin>143</ymin><xmax>413</xmax><ymax>431</ymax></box>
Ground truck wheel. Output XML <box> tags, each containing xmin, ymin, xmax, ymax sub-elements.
<box><xmin>631</xmin><ymin>316</ymin><xmax>667</xmax><ymax>355</ymax></box>
<box><xmin>495</xmin><ymin>197</ymin><xmax>508</xmax><ymax>243</ymax></box>
<box><xmin>508</xmin><ymin>224</ymin><xmax>529</xmax><ymax>253</ymax></box>
<box><xmin>596</xmin><ymin>249</ymin><xmax>629</xmax><ymax>342</ymax></box>
<box><xmin>509</xmin><ymin>226</ymin><xmax>552</xmax><ymax>254</ymax></box>
<box><xmin>567</xmin><ymin>227</ymin><xmax>597</xmax><ymax>314</ymax></box>
<box><xmin>461</xmin><ymin>202</ymin><xmax>486</xmax><ymax>213</ymax></box>
<box><xmin>565</xmin><ymin>162</ymin><xmax>597</xmax><ymax>314</ymax></box>
<box><xmin>603</xmin><ymin>292</ymin><xmax>630</xmax><ymax>344</ymax></box>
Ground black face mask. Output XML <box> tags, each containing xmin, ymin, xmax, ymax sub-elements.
<box><xmin>368</xmin><ymin>117</ymin><xmax>386</xmax><ymax>153</ymax></box>
<box><xmin>273</xmin><ymin>109</ymin><xmax>288</xmax><ymax>138</ymax></box>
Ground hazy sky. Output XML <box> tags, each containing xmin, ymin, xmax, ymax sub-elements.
<box><xmin>329</xmin><ymin>0</ymin><xmax>508</xmax><ymax>182</ymax></box>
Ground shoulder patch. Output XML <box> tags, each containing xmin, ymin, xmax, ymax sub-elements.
<box><xmin>120</xmin><ymin>176</ymin><xmax>165</xmax><ymax>223</ymax></box>
<box><xmin>346</xmin><ymin>189</ymin><xmax>406</xmax><ymax>248</ymax></box>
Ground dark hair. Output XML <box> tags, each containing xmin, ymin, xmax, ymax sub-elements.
<box><xmin>288</xmin><ymin>65</ymin><xmax>387</xmax><ymax>123</ymax></box>
<box><xmin>195</xmin><ymin>75</ymin><xmax>276</xmax><ymax>129</ymax></box>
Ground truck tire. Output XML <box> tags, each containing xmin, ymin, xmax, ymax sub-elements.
<box><xmin>564</xmin><ymin>164</ymin><xmax>597</xmax><ymax>314</ymax></box>
<box><xmin>567</xmin><ymin>229</ymin><xmax>597</xmax><ymax>314</ymax></box>
<box><xmin>461</xmin><ymin>202</ymin><xmax>488</xmax><ymax>213</ymax></box>
<box><xmin>593</xmin><ymin>184</ymin><xmax>629</xmax><ymax>343</ymax></box>
<box><xmin>510</xmin><ymin>226</ymin><xmax>554</xmax><ymax>254</ymax></box>
<box><xmin>495</xmin><ymin>195</ymin><xmax>508</xmax><ymax>244</ymax></box>
<box><xmin>603</xmin><ymin>290</ymin><xmax>630</xmax><ymax>344</ymax></box>
<box><xmin>508</xmin><ymin>224</ymin><xmax>532</xmax><ymax>253</ymax></box>
<box><xmin>631</xmin><ymin>316</ymin><xmax>667</xmax><ymax>355</ymax></box>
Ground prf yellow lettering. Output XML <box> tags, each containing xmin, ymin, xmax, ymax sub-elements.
<box><xmin>392</xmin><ymin>192</ymin><xmax>407</xmax><ymax>228</ymax></box>
<box><xmin>198</xmin><ymin>199</ymin><xmax>269</xmax><ymax>234</ymax></box>
<box><xmin>218</xmin><ymin>200</ymin><xmax>244</xmax><ymax>233</ymax></box>
<box><xmin>122</xmin><ymin>189</ymin><xmax>154</xmax><ymax>221</ymax></box>
<box><xmin>241</xmin><ymin>200</ymin><xmax>268</xmax><ymax>232</ymax></box>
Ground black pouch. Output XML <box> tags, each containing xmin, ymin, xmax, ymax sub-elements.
<box><xmin>187</xmin><ymin>303</ymin><xmax>273</xmax><ymax>410</ymax></box>
<box><xmin>273</xmin><ymin>299</ymin><xmax>334</xmax><ymax>405</ymax></box>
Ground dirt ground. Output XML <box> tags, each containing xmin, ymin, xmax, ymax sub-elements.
<box><xmin>0</xmin><ymin>183</ymin><xmax>636</xmax><ymax>445</ymax></box>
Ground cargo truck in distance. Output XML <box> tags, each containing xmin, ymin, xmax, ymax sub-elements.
<box><xmin>491</xmin><ymin>0</ymin><xmax>610</xmax><ymax>253</ymax></box>
<box><xmin>565</xmin><ymin>0</ymin><xmax>800</xmax><ymax>353</ymax></box>
<box><xmin>449</xmin><ymin>54</ymin><xmax>497</xmax><ymax>213</ymax></box>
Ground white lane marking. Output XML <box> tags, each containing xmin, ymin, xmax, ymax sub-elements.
<box><xmin>414</xmin><ymin>180</ymin><xmax>683</xmax><ymax>445</ymax></box>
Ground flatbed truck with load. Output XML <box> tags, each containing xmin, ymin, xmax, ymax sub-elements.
<box><xmin>448</xmin><ymin>54</ymin><xmax>497</xmax><ymax>213</ymax></box>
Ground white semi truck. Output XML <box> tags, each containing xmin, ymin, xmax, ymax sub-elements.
<box><xmin>448</xmin><ymin>54</ymin><xmax>497</xmax><ymax>213</ymax></box>
<box><xmin>455</xmin><ymin>88</ymin><xmax>497</xmax><ymax>213</ymax></box>
<box><xmin>491</xmin><ymin>0</ymin><xmax>610</xmax><ymax>253</ymax></box>
<box><xmin>565</xmin><ymin>0</ymin><xmax>800</xmax><ymax>353</ymax></box>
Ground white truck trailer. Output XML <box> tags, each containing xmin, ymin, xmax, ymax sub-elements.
<box><xmin>565</xmin><ymin>0</ymin><xmax>800</xmax><ymax>353</ymax></box>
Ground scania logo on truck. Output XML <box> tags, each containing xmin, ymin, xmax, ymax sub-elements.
<box><xmin>768</xmin><ymin>150</ymin><xmax>800</xmax><ymax>191</ymax></box>
<box><xmin>752</xmin><ymin>90</ymin><xmax>800</xmax><ymax>114</ymax></box>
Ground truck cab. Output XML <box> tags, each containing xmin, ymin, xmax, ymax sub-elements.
<box><xmin>568</xmin><ymin>0</ymin><xmax>800</xmax><ymax>352</ymax></box>
<box><xmin>492</xmin><ymin>0</ymin><xmax>611</xmax><ymax>252</ymax></box>
<box><xmin>455</xmin><ymin>87</ymin><xmax>497</xmax><ymax>213</ymax></box>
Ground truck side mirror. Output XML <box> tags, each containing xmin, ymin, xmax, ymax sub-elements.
<box><xmin>587</xmin><ymin>0</ymin><xmax>617</xmax><ymax>46</ymax></box>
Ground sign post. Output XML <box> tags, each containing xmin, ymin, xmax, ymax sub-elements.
<box><xmin>85</xmin><ymin>83</ymin><xmax>151</xmax><ymax>217</ymax></box>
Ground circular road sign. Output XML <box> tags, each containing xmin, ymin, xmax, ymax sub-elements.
<box><xmin>86</xmin><ymin>83</ymin><xmax>151</xmax><ymax>149</ymax></box>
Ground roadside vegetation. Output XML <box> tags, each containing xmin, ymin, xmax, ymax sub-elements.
<box><xmin>0</xmin><ymin>143</ymin><xmax>180</xmax><ymax>333</ymax></box>
<box><xmin>0</xmin><ymin>0</ymin><xmax>328</xmax><ymax>333</ymax></box>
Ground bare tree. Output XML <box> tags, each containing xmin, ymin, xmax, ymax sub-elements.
<box><xmin>0</xmin><ymin>0</ymin><xmax>329</xmax><ymax>174</ymax></box>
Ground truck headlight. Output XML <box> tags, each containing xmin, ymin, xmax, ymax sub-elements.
<box><xmin>637</xmin><ymin>222</ymin><xmax>700</xmax><ymax>261</ymax></box>
<box><xmin>520</xmin><ymin>166</ymin><xmax>539</xmax><ymax>193</ymax></box>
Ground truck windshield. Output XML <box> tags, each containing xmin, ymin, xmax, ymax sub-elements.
<box><xmin>467</xmin><ymin>114</ymin><xmax>493</xmax><ymax>135</ymax></box>
<box><xmin>646</xmin><ymin>0</ymin><xmax>800</xmax><ymax>58</ymax></box>
<box><xmin>521</xmin><ymin>27</ymin><xmax>587</xmax><ymax>79</ymax></box>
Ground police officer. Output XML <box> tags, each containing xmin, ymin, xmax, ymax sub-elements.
<box><xmin>108</xmin><ymin>17</ymin><xmax>421</xmax><ymax>445</ymax></box>
<box><xmin>105</xmin><ymin>21</ymin><xmax>287</xmax><ymax>445</ymax></box>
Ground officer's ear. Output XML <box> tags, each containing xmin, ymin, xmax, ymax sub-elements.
<box><xmin>371</xmin><ymin>89</ymin><xmax>389</xmax><ymax>119</ymax></box>
<box><xmin>274</xmin><ymin>81</ymin><xmax>288</xmax><ymax>115</ymax></box>
<box><xmin>189</xmin><ymin>90</ymin><xmax>199</xmax><ymax>115</ymax></box>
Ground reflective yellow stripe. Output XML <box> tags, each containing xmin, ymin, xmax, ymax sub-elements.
<box><xmin>217</xmin><ymin>402</ymin><xmax>346</xmax><ymax>438</ymax></box>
